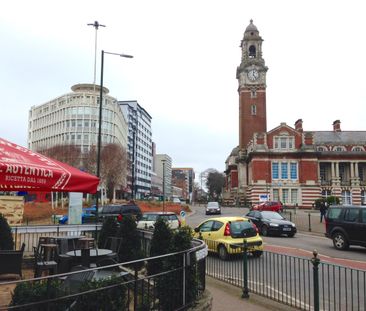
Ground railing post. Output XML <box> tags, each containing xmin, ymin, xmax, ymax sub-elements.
<box><xmin>311</xmin><ymin>249</ymin><xmax>320</xmax><ymax>311</ymax></box>
<box><xmin>308</xmin><ymin>213</ymin><xmax>312</xmax><ymax>232</ymax></box>
<box><xmin>242</xmin><ymin>238</ymin><xmax>249</xmax><ymax>298</ymax></box>
<box><xmin>134</xmin><ymin>264</ymin><xmax>138</xmax><ymax>311</ymax></box>
<box><xmin>182</xmin><ymin>253</ymin><xmax>186</xmax><ymax>307</ymax></box>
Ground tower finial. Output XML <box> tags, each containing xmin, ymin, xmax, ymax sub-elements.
<box><xmin>250</xmin><ymin>19</ymin><xmax>253</xmax><ymax>24</ymax></box>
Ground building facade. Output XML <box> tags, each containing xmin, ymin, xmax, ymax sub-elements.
<box><xmin>172</xmin><ymin>168</ymin><xmax>195</xmax><ymax>202</ymax></box>
<box><xmin>224</xmin><ymin>21</ymin><xmax>366</xmax><ymax>208</ymax></box>
<box><xmin>119</xmin><ymin>100</ymin><xmax>152</xmax><ymax>199</ymax></box>
<box><xmin>155</xmin><ymin>154</ymin><xmax>172</xmax><ymax>199</ymax></box>
<box><xmin>28</xmin><ymin>83</ymin><xmax>128</xmax><ymax>155</ymax></box>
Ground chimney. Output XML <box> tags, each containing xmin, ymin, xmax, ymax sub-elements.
<box><xmin>333</xmin><ymin>120</ymin><xmax>341</xmax><ymax>132</ymax></box>
<box><xmin>295</xmin><ymin>119</ymin><xmax>303</xmax><ymax>132</ymax></box>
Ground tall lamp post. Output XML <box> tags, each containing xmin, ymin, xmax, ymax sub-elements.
<box><xmin>162</xmin><ymin>159</ymin><xmax>166</xmax><ymax>212</ymax></box>
<box><xmin>95</xmin><ymin>50</ymin><xmax>133</xmax><ymax>237</ymax></box>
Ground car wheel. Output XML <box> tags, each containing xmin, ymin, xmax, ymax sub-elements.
<box><xmin>252</xmin><ymin>251</ymin><xmax>263</xmax><ymax>258</ymax></box>
<box><xmin>261</xmin><ymin>225</ymin><xmax>269</xmax><ymax>236</ymax></box>
<box><xmin>218</xmin><ymin>245</ymin><xmax>228</xmax><ymax>260</ymax></box>
<box><xmin>332</xmin><ymin>232</ymin><xmax>349</xmax><ymax>250</ymax></box>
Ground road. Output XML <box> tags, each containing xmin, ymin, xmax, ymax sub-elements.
<box><xmin>187</xmin><ymin>204</ymin><xmax>366</xmax><ymax>267</ymax></box>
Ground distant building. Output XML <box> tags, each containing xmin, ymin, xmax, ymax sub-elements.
<box><xmin>155</xmin><ymin>154</ymin><xmax>172</xmax><ymax>199</ymax></box>
<box><xmin>172</xmin><ymin>168</ymin><xmax>195</xmax><ymax>202</ymax></box>
<box><xmin>28</xmin><ymin>83</ymin><xmax>128</xmax><ymax>153</ymax></box>
<box><xmin>119</xmin><ymin>100</ymin><xmax>152</xmax><ymax>199</ymax></box>
<box><xmin>224</xmin><ymin>20</ymin><xmax>366</xmax><ymax>208</ymax></box>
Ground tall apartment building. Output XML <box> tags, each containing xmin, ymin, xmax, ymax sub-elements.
<box><xmin>155</xmin><ymin>154</ymin><xmax>172</xmax><ymax>199</ymax></box>
<box><xmin>28</xmin><ymin>83</ymin><xmax>128</xmax><ymax>154</ymax></box>
<box><xmin>172</xmin><ymin>168</ymin><xmax>195</xmax><ymax>202</ymax></box>
<box><xmin>119</xmin><ymin>100</ymin><xmax>152</xmax><ymax>199</ymax></box>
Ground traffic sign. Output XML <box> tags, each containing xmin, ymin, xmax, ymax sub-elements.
<box><xmin>180</xmin><ymin>210</ymin><xmax>186</xmax><ymax>218</ymax></box>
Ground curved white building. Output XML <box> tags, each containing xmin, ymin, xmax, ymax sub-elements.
<box><xmin>28</xmin><ymin>83</ymin><xmax>128</xmax><ymax>154</ymax></box>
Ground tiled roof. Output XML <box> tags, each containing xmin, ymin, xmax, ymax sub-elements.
<box><xmin>311</xmin><ymin>131</ymin><xmax>366</xmax><ymax>145</ymax></box>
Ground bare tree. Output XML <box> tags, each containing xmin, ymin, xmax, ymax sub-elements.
<box><xmin>38</xmin><ymin>144</ymin><xmax>81</xmax><ymax>168</ymax></box>
<box><xmin>100</xmin><ymin>143</ymin><xmax>128</xmax><ymax>201</ymax></box>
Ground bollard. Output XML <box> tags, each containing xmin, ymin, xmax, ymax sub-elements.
<box><xmin>308</xmin><ymin>213</ymin><xmax>312</xmax><ymax>232</ymax></box>
<box><xmin>289</xmin><ymin>212</ymin><xmax>292</xmax><ymax>222</ymax></box>
<box><xmin>242</xmin><ymin>238</ymin><xmax>249</xmax><ymax>298</ymax></box>
<box><xmin>311</xmin><ymin>250</ymin><xmax>320</xmax><ymax>311</ymax></box>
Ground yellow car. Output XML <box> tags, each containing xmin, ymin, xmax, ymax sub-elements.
<box><xmin>193</xmin><ymin>216</ymin><xmax>263</xmax><ymax>260</ymax></box>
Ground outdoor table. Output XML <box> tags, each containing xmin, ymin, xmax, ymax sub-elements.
<box><xmin>92</xmin><ymin>269</ymin><xmax>129</xmax><ymax>281</ymax></box>
<box><xmin>66</xmin><ymin>249</ymin><xmax>113</xmax><ymax>268</ymax></box>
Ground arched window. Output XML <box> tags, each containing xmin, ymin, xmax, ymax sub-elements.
<box><xmin>251</xmin><ymin>104</ymin><xmax>257</xmax><ymax>115</ymax></box>
<box><xmin>249</xmin><ymin>45</ymin><xmax>256</xmax><ymax>58</ymax></box>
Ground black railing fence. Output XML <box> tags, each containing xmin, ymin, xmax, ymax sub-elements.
<box><xmin>1</xmin><ymin>226</ymin><xmax>207</xmax><ymax>311</ymax></box>
<box><xmin>205</xmin><ymin>242</ymin><xmax>366</xmax><ymax>311</ymax></box>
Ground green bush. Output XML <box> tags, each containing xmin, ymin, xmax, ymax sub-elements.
<box><xmin>73</xmin><ymin>276</ymin><xmax>127</xmax><ymax>311</ymax></box>
<box><xmin>117</xmin><ymin>215</ymin><xmax>143</xmax><ymax>263</ymax></box>
<box><xmin>10</xmin><ymin>279</ymin><xmax>67</xmax><ymax>311</ymax></box>
<box><xmin>98</xmin><ymin>217</ymin><xmax>119</xmax><ymax>248</ymax></box>
<box><xmin>0</xmin><ymin>213</ymin><xmax>14</xmax><ymax>250</ymax></box>
<box><xmin>147</xmin><ymin>217</ymin><xmax>173</xmax><ymax>276</ymax></box>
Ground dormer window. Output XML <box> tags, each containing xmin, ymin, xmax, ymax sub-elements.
<box><xmin>249</xmin><ymin>45</ymin><xmax>256</xmax><ymax>58</ymax></box>
<box><xmin>352</xmin><ymin>146</ymin><xmax>365</xmax><ymax>152</ymax></box>
<box><xmin>274</xmin><ymin>135</ymin><xmax>295</xmax><ymax>150</ymax></box>
<box><xmin>333</xmin><ymin>146</ymin><xmax>346</xmax><ymax>152</ymax></box>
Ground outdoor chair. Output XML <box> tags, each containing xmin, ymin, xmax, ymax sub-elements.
<box><xmin>33</xmin><ymin>244</ymin><xmax>58</xmax><ymax>278</ymax></box>
<box><xmin>0</xmin><ymin>243</ymin><xmax>25</xmax><ymax>280</ymax></box>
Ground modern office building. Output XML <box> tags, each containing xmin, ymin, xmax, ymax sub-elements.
<box><xmin>119</xmin><ymin>100</ymin><xmax>152</xmax><ymax>199</ymax></box>
<box><xmin>28</xmin><ymin>83</ymin><xmax>128</xmax><ymax>155</ymax></box>
<box><xmin>155</xmin><ymin>154</ymin><xmax>172</xmax><ymax>200</ymax></box>
<box><xmin>224</xmin><ymin>20</ymin><xmax>366</xmax><ymax>208</ymax></box>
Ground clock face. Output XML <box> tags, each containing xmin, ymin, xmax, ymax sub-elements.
<box><xmin>247</xmin><ymin>69</ymin><xmax>259</xmax><ymax>81</ymax></box>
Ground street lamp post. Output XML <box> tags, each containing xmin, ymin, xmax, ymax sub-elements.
<box><xmin>131</xmin><ymin>126</ymin><xmax>136</xmax><ymax>199</ymax></box>
<box><xmin>95</xmin><ymin>50</ymin><xmax>133</xmax><ymax>237</ymax></box>
<box><xmin>162</xmin><ymin>159</ymin><xmax>166</xmax><ymax>213</ymax></box>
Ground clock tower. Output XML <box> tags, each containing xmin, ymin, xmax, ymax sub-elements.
<box><xmin>237</xmin><ymin>20</ymin><xmax>268</xmax><ymax>150</ymax></box>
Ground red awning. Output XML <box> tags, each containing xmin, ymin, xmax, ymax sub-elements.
<box><xmin>0</xmin><ymin>138</ymin><xmax>99</xmax><ymax>193</ymax></box>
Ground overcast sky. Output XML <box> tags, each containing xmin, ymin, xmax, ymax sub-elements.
<box><xmin>1</xmin><ymin>0</ymin><xmax>365</xmax><ymax>179</ymax></box>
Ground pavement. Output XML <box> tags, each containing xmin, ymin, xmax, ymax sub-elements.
<box><xmin>206</xmin><ymin>276</ymin><xmax>298</xmax><ymax>311</ymax></box>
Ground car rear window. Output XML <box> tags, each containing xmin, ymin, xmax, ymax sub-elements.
<box><xmin>326</xmin><ymin>208</ymin><xmax>342</xmax><ymax>220</ymax></box>
<box><xmin>230</xmin><ymin>221</ymin><xmax>256</xmax><ymax>238</ymax></box>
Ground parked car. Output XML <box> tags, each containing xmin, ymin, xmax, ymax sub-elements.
<box><xmin>58</xmin><ymin>207</ymin><xmax>97</xmax><ymax>224</ymax></box>
<box><xmin>173</xmin><ymin>198</ymin><xmax>182</xmax><ymax>204</ymax></box>
<box><xmin>252</xmin><ymin>201</ymin><xmax>283</xmax><ymax>213</ymax></box>
<box><xmin>205</xmin><ymin>201</ymin><xmax>221</xmax><ymax>215</ymax></box>
<box><xmin>245</xmin><ymin>210</ymin><xmax>296</xmax><ymax>237</ymax></box>
<box><xmin>192</xmin><ymin>216</ymin><xmax>263</xmax><ymax>260</ymax></box>
<box><xmin>99</xmin><ymin>204</ymin><xmax>142</xmax><ymax>222</ymax></box>
<box><xmin>325</xmin><ymin>205</ymin><xmax>366</xmax><ymax>250</ymax></box>
<box><xmin>137</xmin><ymin>212</ymin><xmax>181</xmax><ymax>230</ymax></box>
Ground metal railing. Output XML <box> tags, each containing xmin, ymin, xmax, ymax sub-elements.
<box><xmin>1</xmin><ymin>229</ymin><xmax>207</xmax><ymax>311</ymax></box>
<box><xmin>11</xmin><ymin>224</ymin><xmax>101</xmax><ymax>254</ymax></box>
<box><xmin>205</xmin><ymin>242</ymin><xmax>366</xmax><ymax>311</ymax></box>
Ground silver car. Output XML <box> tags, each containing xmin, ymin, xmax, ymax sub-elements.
<box><xmin>206</xmin><ymin>201</ymin><xmax>221</xmax><ymax>215</ymax></box>
<box><xmin>137</xmin><ymin>212</ymin><xmax>181</xmax><ymax>230</ymax></box>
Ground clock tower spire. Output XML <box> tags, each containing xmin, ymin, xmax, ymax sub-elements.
<box><xmin>237</xmin><ymin>20</ymin><xmax>268</xmax><ymax>150</ymax></box>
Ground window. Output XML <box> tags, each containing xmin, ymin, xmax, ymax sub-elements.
<box><xmin>341</xmin><ymin>190</ymin><xmax>352</xmax><ymax>205</ymax></box>
<box><xmin>272</xmin><ymin>162</ymin><xmax>279</xmax><ymax>179</ymax></box>
<box><xmin>290</xmin><ymin>189</ymin><xmax>298</xmax><ymax>204</ymax></box>
<box><xmin>361</xmin><ymin>190</ymin><xmax>366</xmax><ymax>205</ymax></box>
<box><xmin>251</xmin><ymin>90</ymin><xmax>257</xmax><ymax>98</ymax></box>
<box><xmin>361</xmin><ymin>210</ymin><xmax>366</xmax><ymax>224</ymax></box>
<box><xmin>281</xmin><ymin>163</ymin><xmax>288</xmax><ymax>179</ymax></box>
<box><xmin>251</xmin><ymin>104</ymin><xmax>257</xmax><ymax>115</ymax></box>
<box><xmin>290</xmin><ymin>163</ymin><xmax>298</xmax><ymax>179</ymax></box>
<box><xmin>274</xmin><ymin>136</ymin><xmax>295</xmax><ymax>150</ymax></box>
<box><xmin>282</xmin><ymin>189</ymin><xmax>289</xmax><ymax>203</ymax></box>
<box><xmin>249</xmin><ymin>45</ymin><xmax>256</xmax><ymax>58</ymax></box>
<box><xmin>344</xmin><ymin>208</ymin><xmax>359</xmax><ymax>222</ymax></box>
<box><xmin>273</xmin><ymin>189</ymin><xmax>279</xmax><ymax>201</ymax></box>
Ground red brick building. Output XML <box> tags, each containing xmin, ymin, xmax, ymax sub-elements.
<box><xmin>224</xmin><ymin>21</ymin><xmax>366</xmax><ymax>208</ymax></box>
